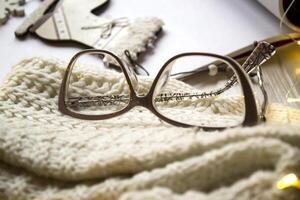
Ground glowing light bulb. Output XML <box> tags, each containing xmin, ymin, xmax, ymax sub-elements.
<box><xmin>277</xmin><ymin>173</ymin><xmax>300</xmax><ymax>190</ymax></box>
<box><xmin>297</xmin><ymin>40</ymin><xmax>300</xmax><ymax>46</ymax></box>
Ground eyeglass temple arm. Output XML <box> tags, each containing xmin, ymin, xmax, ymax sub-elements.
<box><xmin>216</xmin><ymin>41</ymin><xmax>276</xmax><ymax>120</ymax></box>
<box><xmin>175</xmin><ymin>33</ymin><xmax>299</xmax><ymax>80</ymax></box>
<box><xmin>185</xmin><ymin>41</ymin><xmax>276</xmax><ymax>101</ymax></box>
<box><xmin>256</xmin><ymin>64</ymin><xmax>268</xmax><ymax>121</ymax></box>
<box><xmin>238</xmin><ymin>41</ymin><xmax>275</xmax><ymax>121</ymax></box>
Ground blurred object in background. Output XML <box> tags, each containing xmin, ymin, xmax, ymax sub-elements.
<box><xmin>0</xmin><ymin>0</ymin><xmax>25</xmax><ymax>25</ymax></box>
<box><xmin>15</xmin><ymin>0</ymin><xmax>164</xmax><ymax>69</ymax></box>
<box><xmin>257</xmin><ymin>0</ymin><xmax>300</xmax><ymax>32</ymax></box>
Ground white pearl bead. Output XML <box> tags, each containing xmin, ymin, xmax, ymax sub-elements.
<box><xmin>208</xmin><ymin>64</ymin><xmax>218</xmax><ymax>76</ymax></box>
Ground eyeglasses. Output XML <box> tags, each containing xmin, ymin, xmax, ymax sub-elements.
<box><xmin>58</xmin><ymin>41</ymin><xmax>276</xmax><ymax>130</ymax></box>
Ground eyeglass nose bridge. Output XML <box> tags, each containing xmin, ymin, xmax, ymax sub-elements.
<box><xmin>130</xmin><ymin>92</ymin><xmax>153</xmax><ymax>108</ymax></box>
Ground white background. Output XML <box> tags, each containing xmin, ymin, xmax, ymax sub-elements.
<box><xmin>0</xmin><ymin>0</ymin><xmax>291</xmax><ymax>81</ymax></box>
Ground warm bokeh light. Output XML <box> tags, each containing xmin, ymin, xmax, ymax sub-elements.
<box><xmin>296</xmin><ymin>68</ymin><xmax>300</xmax><ymax>76</ymax></box>
<box><xmin>287</xmin><ymin>98</ymin><xmax>300</xmax><ymax>103</ymax></box>
<box><xmin>277</xmin><ymin>173</ymin><xmax>300</xmax><ymax>190</ymax></box>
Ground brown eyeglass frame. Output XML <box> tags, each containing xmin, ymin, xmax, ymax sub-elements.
<box><xmin>58</xmin><ymin>49</ymin><xmax>259</xmax><ymax>130</ymax></box>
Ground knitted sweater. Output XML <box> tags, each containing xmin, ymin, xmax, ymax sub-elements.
<box><xmin>0</xmin><ymin>57</ymin><xmax>299</xmax><ymax>200</ymax></box>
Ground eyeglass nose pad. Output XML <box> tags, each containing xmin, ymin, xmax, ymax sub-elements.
<box><xmin>153</xmin><ymin>68</ymin><xmax>171</xmax><ymax>97</ymax></box>
<box><xmin>124</xmin><ymin>62</ymin><xmax>139</xmax><ymax>93</ymax></box>
<box><xmin>131</xmin><ymin>70</ymin><xmax>139</xmax><ymax>92</ymax></box>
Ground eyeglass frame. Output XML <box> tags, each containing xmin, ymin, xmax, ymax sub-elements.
<box><xmin>58</xmin><ymin>48</ymin><xmax>266</xmax><ymax>130</ymax></box>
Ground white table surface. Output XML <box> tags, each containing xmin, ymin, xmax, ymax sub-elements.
<box><xmin>0</xmin><ymin>0</ymin><xmax>291</xmax><ymax>81</ymax></box>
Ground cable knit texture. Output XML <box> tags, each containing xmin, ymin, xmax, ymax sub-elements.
<box><xmin>0</xmin><ymin>57</ymin><xmax>299</xmax><ymax>200</ymax></box>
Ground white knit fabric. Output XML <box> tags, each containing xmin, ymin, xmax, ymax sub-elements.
<box><xmin>0</xmin><ymin>57</ymin><xmax>299</xmax><ymax>200</ymax></box>
<box><xmin>105</xmin><ymin>17</ymin><xmax>164</xmax><ymax>63</ymax></box>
